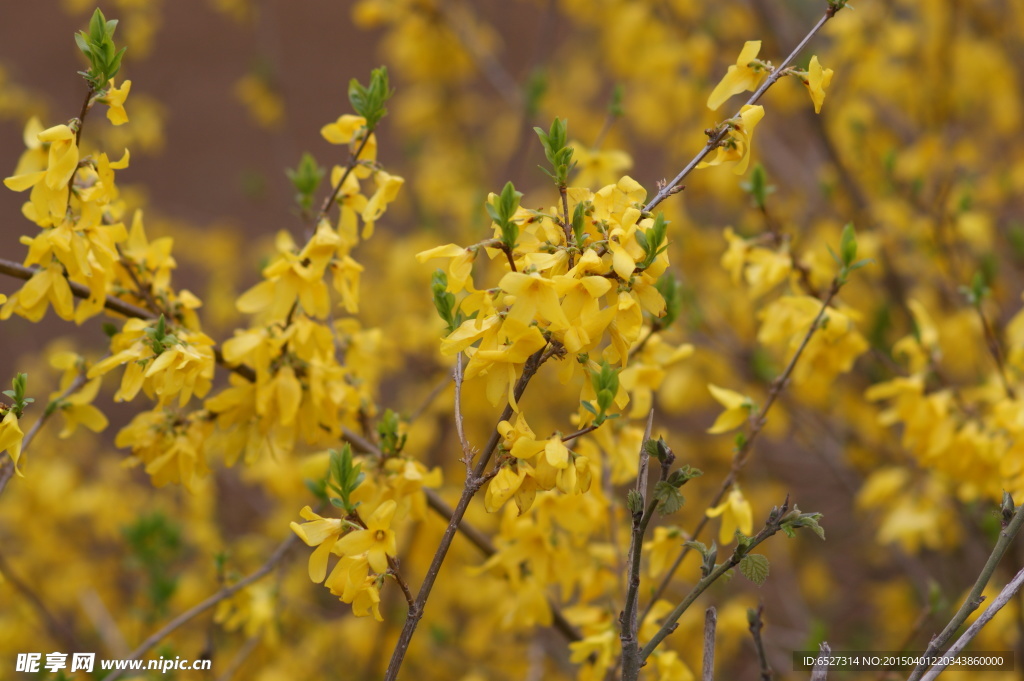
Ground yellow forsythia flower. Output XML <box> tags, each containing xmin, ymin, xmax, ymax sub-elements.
<box><xmin>706</xmin><ymin>383</ymin><xmax>753</xmax><ymax>434</ymax></box>
<box><xmin>698</xmin><ymin>104</ymin><xmax>765</xmax><ymax>175</ymax></box>
<box><xmin>104</xmin><ymin>79</ymin><xmax>131</xmax><ymax>125</ymax></box>
<box><xmin>803</xmin><ymin>56</ymin><xmax>833</xmax><ymax>114</ymax></box>
<box><xmin>0</xmin><ymin>409</ymin><xmax>25</xmax><ymax>474</ymax></box>
<box><xmin>706</xmin><ymin>487</ymin><xmax>754</xmax><ymax>544</ymax></box>
<box><xmin>333</xmin><ymin>499</ymin><xmax>399</xmax><ymax>573</ymax></box>
<box><xmin>707</xmin><ymin>40</ymin><xmax>765</xmax><ymax>111</ymax></box>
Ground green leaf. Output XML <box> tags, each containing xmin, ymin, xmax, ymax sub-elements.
<box><xmin>653</xmin><ymin>480</ymin><xmax>685</xmax><ymax>515</ymax></box>
<box><xmin>534</xmin><ymin>118</ymin><xmax>575</xmax><ymax>186</ymax></box>
<box><xmin>489</xmin><ymin>181</ymin><xmax>523</xmax><ymax>249</ymax></box>
<box><xmin>431</xmin><ymin>271</ymin><xmax>460</xmax><ymax>332</ymax></box>
<box><xmin>286</xmin><ymin>153</ymin><xmax>324</xmax><ymax>208</ymax></box>
<box><xmin>608</xmin><ymin>84</ymin><xmax>624</xmax><ymax>117</ymax></box>
<box><xmin>626</xmin><ymin>489</ymin><xmax>644</xmax><ymax>515</ymax></box>
<box><xmin>655</xmin><ymin>272</ymin><xmax>681</xmax><ymax>328</ymax></box>
<box><xmin>666</xmin><ymin>464</ymin><xmax>702</xmax><ymax>488</ymax></box>
<box><xmin>572</xmin><ymin>201</ymin><xmax>588</xmax><ymax>247</ymax></box>
<box><xmin>782</xmin><ymin>509</ymin><xmax>826</xmax><ymax>540</ymax></box>
<box><xmin>376</xmin><ymin>409</ymin><xmax>406</xmax><ymax>456</ymax></box>
<box><xmin>348</xmin><ymin>66</ymin><xmax>394</xmax><ymax>131</ymax></box>
<box><xmin>740</xmin><ymin>163</ymin><xmax>775</xmax><ymax>210</ymax></box>
<box><xmin>739</xmin><ymin>554</ymin><xmax>770</xmax><ymax>586</ymax></box>
<box><xmin>700</xmin><ymin>541</ymin><xmax>718</xmax><ymax>577</ymax></box>
<box><xmin>839</xmin><ymin>222</ymin><xmax>857</xmax><ymax>266</ymax></box>
<box><xmin>683</xmin><ymin>540</ymin><xmax>708</xmax><ymax>558</ymax></box>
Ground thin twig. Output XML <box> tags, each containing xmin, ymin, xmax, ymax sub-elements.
<box><xmin>67</xmin><ymin>87</ymin><xmax>97</xmax><ymax>208</ymax></box>
<box><xmin>560</xmin><ymin>185</ymin><xmax>574</xmax><ymax>268</ymax></box>
<box><xmin>104</xmin><ymin>531</ymin><xmax>300</xmax><ymax>681</ymax></box>
<box><xmin>643</xmin><ymin>8</ymin><xmax>841</xmax><ymax>215</ymax></box>
<box><xmin>116</xmin><ymin>244</ymin><xmax>168</xmax><ymax>317</ymax></box>
<box><xmin>702</xmin><ymin>607</ymin><xmax>717</xmax><ymax>681</ymax></box>
<box><xmin>918</xmin><ymin>566</ymin><xmax>1024</xmax><ymax>681</ymax></box>
<box><xmin>974</xmin><ymin>304</ymin><xmax>1016</xmax><ymax>399</ymax></box>
<box><xmin>620</xmin><ymin>412</ymin><xmax>656</xmax><ymax>681</ymax></box>
<box><xmin>314</xmin><ymin>132</ymin><xmax>373</xmax><ymax>226</ymax></box>
<box><xmin>388</xmin><ymin>555</ymin><xmax>416</xmax><ymax>610</ymax></box>
<box><xmin>749</xmin><ymin>603</ymin><xmax>773</xmax><ymax>681</ymax></box>
<box><xmin>453</xmin><ymin>353</ymin><xmax>473</xmax><ymax>465</ymax></box>
<box><xmin>810</xmin><ymin>642</ymin><xmax>831</xmax><ymax>681</ymax></box>
<box><xmin>561</xmin><ymin>424</ymin><xmax>599</xmax><ymax>443</ymax></box>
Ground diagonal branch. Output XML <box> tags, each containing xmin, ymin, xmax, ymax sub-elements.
<box><xmin>643</xmin><ymin>7</ymin><xmax>842</xmax><ymax>214</ymax></box>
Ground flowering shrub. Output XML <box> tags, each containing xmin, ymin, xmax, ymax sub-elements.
<box><xmin>1</xmin><ymin>2</ymin><xmax>1023</xmax><ymax>681</ymax></box>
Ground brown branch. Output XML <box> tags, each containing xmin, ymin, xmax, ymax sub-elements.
<box><xmin>387</xmin><ymin>555</ymin><xmax>416</xmax><ymax>611</ymax></box>
<box><xmin>702</xmin><ymin>607</ymin><xmax>717</xmax><ymax>681</ymax></box>
<box><xmin>810</xmin><ymin>642</ymin><xmax>831</xmax><ymax>681</ymax></box>
<box><xmin>974</xmin><ymin>303</ymin><xmax>1016</xmax><ymax>399</ymax></box>
<box><xmin>115</xmin><ymin>244</ymin><xmax>167</xmax><ymax>317</ymax></box>
<box><xmin>453</xmin><ymin>353</ymin><xmax>473</xmax><ymax>466</ymax></box>
<box><xmin>560</xmin><ymin>185</ymin><xmax>574</xmax><ymax>268</ymax></box>
<box><xmin>748</xmin><ymin>603</ymin><xmax>773</xmax><ymax>681</ymax></box>
<box><xmin>0</xmin><ymin>257</ymin><xmax>155</xmax><ymax>320</ymax></box>
<box><xmin>620</xmin><ymin>413</ymin><xmax>657</xmax><ymax>681</ymax></box>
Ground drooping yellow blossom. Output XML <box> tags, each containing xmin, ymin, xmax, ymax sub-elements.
<box><xmin>4</xmin><ymin>123</ymin><xmax>80</xmax><ymax>226</ymax></box>
<box><xmin>697</xmin><ymin>105</ymin><xmax>765</xmax><ymax>175</ymax></box>
<box><xmin>707</xmin><ymin>40</ymin><xmax>765</xmax><ymax>111</ymax></box>
<box><xmin>0</xmin><ymin>262</ymin><xmax>75</xmax><ymax>321</ymax></box>
<box><xmin>291</xmin><ymin>505</ymin><xmax>347</xmax><ymax>583</ymax></box>
<box><xmin>104</xmin><ymin>79</ymin><xmax>131</xmax><ymax>125</ymax></box>
<box><xmin>485</xmin><ymin>463</ymin><xmax>527</xmax><ymax>513</ymax></box>
<box><xmin>362</xmin><ymin>170</ymin><xmax>405</xmax><ymax>236</ymax></box>
<box><xmin>415</xmin><ymin>243</ymin><xmax>476</xmax><ymax>293</ymax></box>
<box><xmin>0</xmin><ymin>409</ymin><xmax>25</xmax><ymax>474</ymax></box>
<box><xmin>706</xmin><ymin>383</ymin><xmax>753</xmax><ymax>434</ymax></box>
<box><xmin>321</xmin><ymin>114</ymin><xmax>377</xmax><ymax>177</ymax></box>
<box><xmin>706</xmin><ymin>487</ymin><xmax>754</xmax><ymax>543</ymax></box>
<box><xmin>52</xmin><ymin>377</ymin><xmax>108</xmax><ymax>439</ymax></box>
<box><xmin>802</xmin><ymin>56</ymin><xmax>833</xmax><ymax>114</ymax></box>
